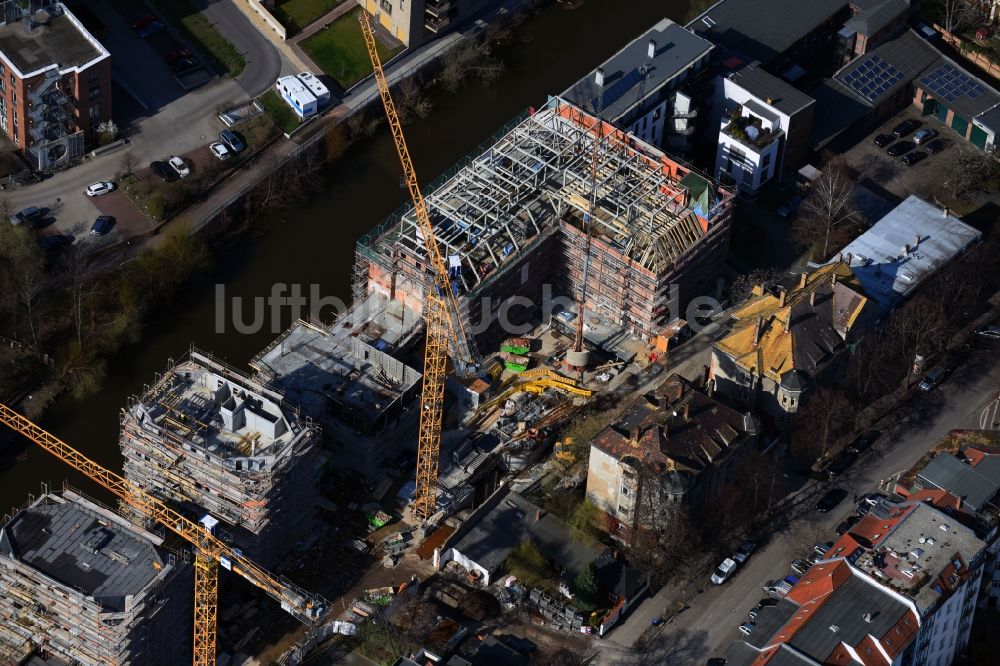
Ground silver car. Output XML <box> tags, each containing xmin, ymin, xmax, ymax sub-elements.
<box><xmin>913</xmin><ymin>128</ymin><xmax>937</xmax><ymax>144</ymax></box>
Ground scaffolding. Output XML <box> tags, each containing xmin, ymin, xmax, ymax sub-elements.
<box><xmin>0</xmin><ymin>486</ymin><xmax>192</xmax><ymax>666</ymax></box>
<box><xmin>119</xmin><ymin>349</ymin><xmax>322</xmax><ymax>568</ymax></box>
<box><xmin>357</xmin><ymin>97</ymin><xmax>734</xmax><ymax>342</ymax></box>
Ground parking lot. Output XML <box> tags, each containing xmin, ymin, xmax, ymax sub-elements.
<box><xmin>841</xmin><ymin>105</ymin><xmax>983</xmax><ymax>203</ymax></box>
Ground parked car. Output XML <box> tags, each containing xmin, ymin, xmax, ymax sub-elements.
<box><xmin>891</xmin><ymin>119</ymin><xmax>920</xmax><ymax>137</ymax></box>
<box><xmin>816</xmin><ymin>488</ymin><xmax>847</xmax><ymax>513</ymax></box>
<box><xmin>836</xmin><ymin>515</ymin><xmax>861</xmax><ymax>535</ymax></box>
<box><xmin>210</xmin><ymin>142</ymin><xmax>232</xmax><ymax>160</ymax></box>
<box><xmin>763</xmin><ymin>578</ymin><xmax>794</xmax><ymax>599</ymax></box>
<box><xmin>137</xmin><ymin>20</ymin><xmax>164</xmax><ymax>39</ymax></box>
<box><xmin>219</xmin><ymin>129</ymin><xmax>246</xmax><ymax>153</ymax></box>
<box><xmin>919</xmin><ymin>366</ymin><xmax>947</xmax><ymax>391</ymax></box>
<box><xmin>738</xmin><ymin>622</ymin><xmax>756</xmax><ymax>637</ymax></box>
<box><xmin>711</xmin><ymin>558</ymin><xmax>738</xmax><ymax>585</ymax></box>
<box><xmin>646</xmin><ymin>363</ymin><xmax>663</xmax><ymax>377</ymax></box>
<box><xmin>974</xmin><ymin>325</ymin><xmax>1000</xmax><ymax>340</ymax></box>
<box><xmin>848</xmin><ymin>429</ymin><xmax>880</xmax><ymax>454</ymax></box>
<box><xmin>168</xmin><ymin>48</ymin><xmax>193</xmax><ymax>63</ymax></box>
<box><xmin>925</xmin><ymin>138</ymin><xmax>948</xmax><ymax>154</ymax></box>
<box><xmin>913</xmin><ymin>128</ymin><xmax>937</xmax><ymax>144</ymax></box>
<box><xmin>777</xmin><ymin>193</ymin><xmax>803</xmax><ymax>218</ymax></box>
<box><xmin>901</xmin><ymin>151</ymin><xmax>927</xmax><ymax>166</ymax></box>
<box><xmin>90</xmin><ymin>215</ymin><xmax>115</xmax><ymax>236</ymax></box>
<box><xmin>813</xmin><ymin>541</ymin><xmax>834</xmax><ymax>558</ymax></box>
<box><xmin>790</xmin><ymin>558</ymin><xmax>812</xmax><ymax>576</ymax></box>
<box><xmin>172</xmin><ymin>58</ymin><xmax>198</xmax><ymax>73</ymax></box>
<box><xmin>151</xmin><ymin>160</ymin><xmax>177</xmax><ymax>182</ymax></box>
<box><xmin>887</xmin><ymin>141</ymin><xmax>914</xmax><ymax>157</ymax></box>
<box><xmin>86</xmin><ymin>181</ymin><xmax>115</xmax><ymax>197</ymax></box>
<box><xmin>168</xmin><ymin>155</ymin><xmax>190</xmax><ymax>178</ymax></box>
<box><xmin>873</xmin><ymin>133</ymin><xmax>893</xmax><ymax>147</ymax></box>
<box><xmin>707</xmin><ymin>659</ymin><xmax>727</xmax><ymax>666</ymax></box>
<box><xmin>9</xmin><ymin>205</ymin><xmax>41</xmax><ymax>225</ymax></box>
<box><xmin>733</xmin><ymin>541</ymin><xmax>757</xmax><ymax>565</ymax></box>
<box><xmin>826</xmin><ymin>450</ymin><xmax>857</xmax><ymax>479</ymax></box>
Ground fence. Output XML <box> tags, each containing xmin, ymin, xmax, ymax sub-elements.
<box><xmin>934</xmin><ymin>24</ymin><xmax>1000</xmax><ymax>81</ymax></box>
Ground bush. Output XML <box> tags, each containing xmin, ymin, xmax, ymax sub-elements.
<box><xmin>506</xmin><ymin>540</ymin><xmax>554</xmax><ymax>590</ymax></box>
<box><xmin>572</xmin><ymin>562</ymin><xmax>601</xmax><ymax>612</ymax></box>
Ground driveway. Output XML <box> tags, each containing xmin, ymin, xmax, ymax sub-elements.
<box><xmin>597</xmin><ymin>347</ymin><xmax>1000</xmax><ymax>664</ymax></box>
<box><xmin>194</xmin><ymin>0</ymin><xmax>286</xmax><ymax>95</ymax></box>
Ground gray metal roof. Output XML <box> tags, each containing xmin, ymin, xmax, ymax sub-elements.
<box><xmin>561</xmin><ymin>18</ymin><xmax>713</xmax><ymax>121</ymax></box>
<box><xmin>833</xmin><ymin>195</ymin><xmax>982</xmax><ymax>310</ymax></box>
<box><xmin>788</xmin><ymin>573</ymin><xmax>909</xmax><ymax>660</ymax></box>
<box><xmin>450</xmin><ymin>491</ymin><xmax>603</xmax><ymax>579</ymax></box>
<box><xmin>688</xmin><ymin>0</ymin><xmax>848</xmax><ymax>64</ymax></box>
<box><xmin>0</xmin><ymin>495</ymin><xmax>167</xmax><ymax>612</ymax></box>
<box><xmin>918</xmin><ymin>454</ymin><xmax>999</xmax><ymax>512</ymax></box>
<box><xmin>730</xmin><ymin>65</ymin><xmax>815</xmax><ymax>116</ymax></box>
<box><xmin>844</xmin><ymin>0</ymin><xmax>908</xmax><ymax>37</ymax></box>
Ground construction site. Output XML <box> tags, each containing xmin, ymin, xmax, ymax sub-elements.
<box><xmin>119</xmin><ymin>349</ymin><xmax>323</xmax><ymax>568</ymax></box>
<box><xmin>354</xmin><ymin>97</ymin><xmax>735</xmax><ymax>352</ymax></box>
<box><xmin>0</xmin><ymin>487</ymin><xmax>193</xmax><ymax>666</ymax></box>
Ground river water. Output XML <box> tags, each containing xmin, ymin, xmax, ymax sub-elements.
<box><xmin>1</xmin><ymin>0</ymin><xmax>702</xmax><ymax>511</ymax></box>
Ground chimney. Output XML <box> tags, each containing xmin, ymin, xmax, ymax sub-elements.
<box><xmin>831</xmin><ymin>269</ymin><xmax>838</xmax><ymax>287</ymax></box>
<box><xmin>682</xmin><ymin>402</ymin><xmax>690</xmax><ymax>421</ymax></box>
<box><xmin>836</xmin><ymin>252</ymin><xmax>843</xmax><ymax>262</ymax></box>
<box><xmin>595</xmin><ymin>67</ymin><xmax>605</xmax><ymax>88</ymax></box>
<box><xmin>535</xmin><ymin>509</ymin><xmax>542</xmax><ymax>522</ymax></box>
<box><xmin>647</xmin><ymin>39</ymin><xmax>656</xmax><ymax>59</ymax></box>
<box><xmin>863</xmin><ymin>612</ymin><xmax>873</xmax><ymax>623</ymax></box>
<box><xmin>809</xmin><ymin>291</ymin><xmax>816</xmax><ymax>307</ymax></box>
<box><xmin>846</xmin><ymin>252</ymin><xmax>853</xmax><ymax>265</ymax></box>
<box><xmin>914</xmin><ymin>234</ymin><xmax>920</xmax><ymax>248</ymax></box>
<box><xmin>799</xmin><ymin>273</ymin><xmax>808</xmax><ymax>289</ymax></box>
<box><xmin>903</xmin><ymin>243</ymin><xmax>910</xmax><ymax>255</ymax></box>
<box><xmin>630</xmin><ymin>426</ymin><xmax>640</xmax><ymax>443</ymax></box>
<box><xmin>753</xmin><ymin>315</ymin><xmax>764</xmax><ymax>345</ymax></box>
<box><xmin>942</xmin><ymin>206</ymin><xmax>949</xmax><ymax>218</ymax></box>
<box><xmin>778</xmin><ymin>288</ymin><xmax>787</xmax><ymax>308</ymax></box>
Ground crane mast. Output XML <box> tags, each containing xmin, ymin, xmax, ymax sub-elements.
<box><xmin>0</xmin><ymin>403</ymin><xmax>327</xmax><ymax>665</ymax></box>
<box><xmin>359</xmin><ymin>12</ymin><xmax>480</xmax><ymax>520</ymax></box>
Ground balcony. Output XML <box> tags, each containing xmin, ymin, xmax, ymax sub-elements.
<box><xmin>424</xmin><ymin>12</ymin><xmax>451</xmax><ymax>33</ymax></box>
<box><xmin>424</xmin><ymin>0</ymin><xmax>453</xmax><ymax>18</ymax></box>
<box><xmin>721</xmin><ymin>111</ymin><xmax>779</xmax><ymax>152</ymax></box>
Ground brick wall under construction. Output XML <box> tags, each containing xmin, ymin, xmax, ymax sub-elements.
<box><xmin>0</xmin><ymin>489</ymin><xmax>192</xmax><ymax>666</ymax></box>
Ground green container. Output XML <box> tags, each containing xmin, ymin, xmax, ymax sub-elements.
<box><xmin>504</xmin><ymin>362</ymin><xmax>528</xmax><ymax>373</ymax></box>
<box><xmin>500</xmin><ymin>345</ymin><xmax>530</xmax><ymax>355</ymax></box>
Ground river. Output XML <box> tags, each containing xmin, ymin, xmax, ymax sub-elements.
<box><xmin>0</xmin><ymin>0</ymin><xmax>704</xmax><ymax>512</ymax></box>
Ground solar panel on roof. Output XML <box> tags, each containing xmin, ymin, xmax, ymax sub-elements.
<box><xmin>842</xmin><ymin>55</ymin><xmax>903</xmax><ymax>102</ymax></box>
<box><xmin>921</xmin><ymin>63</ymin><xmax>987</xmax><ymax>102</ymax></box>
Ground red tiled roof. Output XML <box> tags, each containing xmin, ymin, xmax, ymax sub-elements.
<box><xmin>905</xmin><ymin>488</ymin><xmax>963</xmax><ymax>511</ymax></box>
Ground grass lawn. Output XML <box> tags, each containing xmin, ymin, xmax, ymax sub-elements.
<box><xmin>259</xmin><ymin>89</ymin><xmax>301</xmax><ymax>135</ymax></box>
<box><xmin>272</xmin><ymin>0</ymin><xmax>346</xmax><ymax>34</ymax></box>
<box><xmin>149</xmin><ymin>0</ymin><xmax>246</xmax><ymax>77</ymax></box>
<box><xmin>300</xmin><ymin>7</ymin><xmax>403</xmax><ymax>89</ymax></box>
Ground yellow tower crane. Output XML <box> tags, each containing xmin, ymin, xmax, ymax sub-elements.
<box><xmin>360</xmin><ymin>12</ymin><xmax>480</xmax><ymax>521</ymax></box>
<box><xmin>0</xmin><ymin>404</ymin><xmax>327</xmax><ymax>666</ymax></box>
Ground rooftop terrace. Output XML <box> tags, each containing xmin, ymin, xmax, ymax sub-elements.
<box><xmin>0</xmin><ymin>4</ymin><xmax>107</xmax><ymax>77</ymax></box>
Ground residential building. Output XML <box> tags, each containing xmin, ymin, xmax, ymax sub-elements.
<box><xmin>355</xmin><ymin>97</ymin><xmax>735</xmax><ymax>355</ymax></box>
<box><xmin>119</xmin><ymin>350</ymin><xmax>323</xmax><ymax>568</ymax></box>
<box><xmin>687</xmin><ymin>0</ymin><xmax>850</xmax><ymax>76</ymax></box>
<box><xmin>710</xmin><ymin>262</ymin><xmax>874</xmax><ymax>427</ymax></box>
<box><xmin>586</xmin><ymin>374</ymin><xmax>758</xmax><ymax>545</ymax></box>
<box><xmin>0</xmin><ymin>2</ymin><xmax>111</xmax><ymax>169</ymax></box>
<box><xmin>561</xmin><ymin>18</ymin><xmax>714</xmax><ymax>153</ymax></box>
<box><xmin>837</xmin><ymin>0</ymin><xmax>911</xmax><ymax>64</ymax></box>
<box><xmin>358</xmin><ymin>0</ymin><xmax>492</xmax><ymax>47</ymax></box>
<box><xmin>0</xmin><ymin>489</ymin><xmax>192</xmax><ymax>665</ymax></box>
<box><xmin>812</xmin><ymin>29</ymin><xmax>1000</xmax><ymax>151</ymax></box>
<box><xmin>833</xmin><ymin>195</ymin><xmax>982</xmax><ymax>311</ymax></box>
<box><xmin>727</xmin><ymin>501</ymin><xmax>988</xmax><ymax>666</ymax></box>
<box><xmin>714</xmin><ymin>64</ymin><xmax>816</xmax><ymax>194</ymax></box>
<box><xmin>888</xmin><ymin>429</ymin><xmax>1000</xmax><ymax>609</ymax></box>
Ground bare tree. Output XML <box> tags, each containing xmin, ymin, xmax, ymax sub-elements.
<box><xmin>936</xmin><ymin>0</ymin><xmax>973</xmax><ymax>33</ymax></box>
<box><xmin>61</xmin><ymin>246</ymin><xmax>93</xmax><ymax>346</ymax></box>
<box><xmin>792</xmin><ymin>167</ymin><xmax>863</xmax><ymax>261</ymax></box>
<box><xmin>727</xmin><ymin>267</ymin><xmax>783</xmax><ymax>305</ymax></box>
<box><xmin>118</xmin><ymin>150</ymin><xmax>137</xmax><ymax>180</ymax></box>
<box><xmin>792</xmin><ymin>386</ymin><xmax>853</xmax><ymax>463</ymax></box>
<box><xmin>440</xmin><ymin>37</ymin><xmax>505</xmax><ymax>91</ymax></box>
<box><xmin>394</xmin><ymin>76</ymin><xmax>433</xmax><ymax>124</ymax></box>
<box><xmin>0</xmin><ymin>223</ymin><xmax>44</xmax><ymax>345</ymax></box>
<box><xmin>941</xmin><ymin>148</ymin><xmax>997</xmax><ymax>198</ymax></box>
<box><xmin>346</xmin><ymin>112</ymin><xmax>366</xmax><ymax>139</ymax></box>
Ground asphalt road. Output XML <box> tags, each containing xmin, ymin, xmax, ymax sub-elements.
<box><xmin>195</xmin><ymin>0</ymin><xmax>283</xmax><ymax>96</ymax></box>
<box><xmin>596</xmin><ymin>347</ymin><xmax>1000</xmax><ymax>665</ymax></box>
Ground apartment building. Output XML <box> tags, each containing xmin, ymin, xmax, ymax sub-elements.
<box><xmin>358</xmin><ymin>0</ymin><xmax>492</xmax><ymax>47</ymax></box>
<box><xmin>0</xmin><ymin>2</ymin><xmax>111</xmax><ymax>169</ymax></box>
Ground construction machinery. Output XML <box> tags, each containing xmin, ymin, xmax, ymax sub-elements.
<box><xmin>360</xmin><ymin>12</ymin><xmax>480</xmax><ymax>521</ymax></box>
<box><xmin>0</xmin><ymin>403</ymin><xmax>327</xmax><ymax>666</ymax></box>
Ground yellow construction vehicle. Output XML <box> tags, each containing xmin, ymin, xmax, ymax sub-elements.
<box><xmin>360</xmin><ymin>13</ymin><xmax>481</xmax><ymax>521</ymax></box>
<box><xmin>0</xmin><ymin>404</ymin><xmax>326</xmax><ymax>666</ymax></box>
<box><xmin>553</xmin><ymin>437</ymin><xmax>576</xmax><ymax>464</ymax></box>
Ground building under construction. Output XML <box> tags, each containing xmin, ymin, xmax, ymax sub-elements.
<box><xmin>354</xmin><ymin>97</ymin><xmax>735</xmax><ymax>349</ymax></box>
<box><xmin>250</xmin><ymin>305</ymin><xmax>423</xmax><ymax>476</ymax></box>
<box><xmin>0</xmin><ymin>488</ymin><xmax>192</xmax><ymax>665</ymax></box>
<box><xmin>119</xmin><ymin>350</ymin><xmax>322</xmax><ymax>568</ymax></box>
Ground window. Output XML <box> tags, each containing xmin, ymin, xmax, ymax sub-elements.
<box><xmin>653</xmin><ymin>107</ymin><xmax>661</xmax><ymax>120</ymax></box>
<box><xmin>90</xmin><ymin>69</ymin><xmax>99</xmax><ymax>82</ymax></box>
<box><xmin>620</xmin><ymin>485</ymin><xmax>630</xmax><ymax>496</ymax></box>
<box><xmin>89</xmin><ymin>85</ymin><xmax>100</xmax><ymax>100</ymax></box>
<box><xmin>380</xmin><ymin>0</ymin><xmax>392</xmax><ymax>13</ymax></box>
<box><xmin>762</xmin><ymin>153</ymin><xmax>771</xmax><ymax>167</ymax></box>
